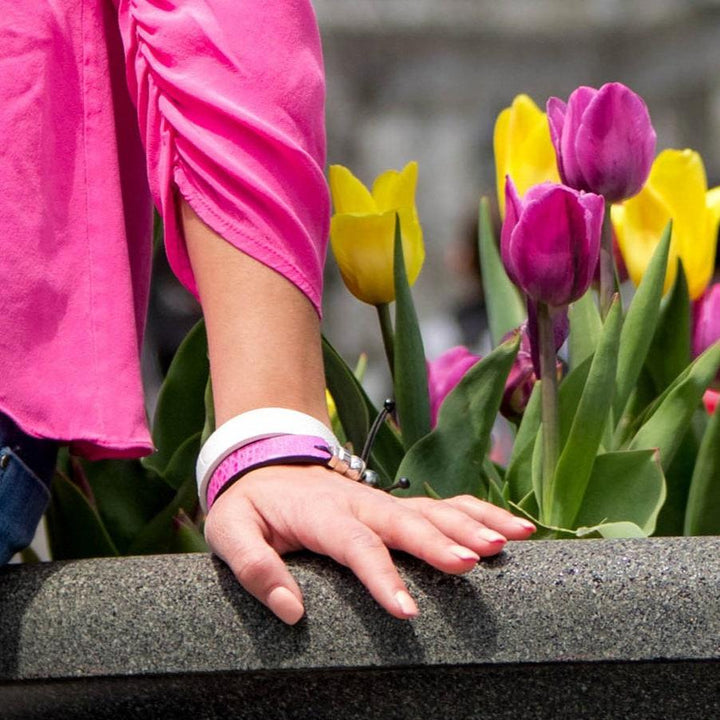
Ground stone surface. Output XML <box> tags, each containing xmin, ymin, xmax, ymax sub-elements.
<box><xmin>1</xmin><ymin>538</ymin><xmax>720</xmax><ymax>717</ymax></box>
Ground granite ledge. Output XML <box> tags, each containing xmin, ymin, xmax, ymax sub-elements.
<box><xmin>1</xmin><ymin>536</ymin><xmax>719</xmax><ymax>682</ymax></box>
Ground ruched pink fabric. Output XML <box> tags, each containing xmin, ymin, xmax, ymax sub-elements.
<box><xmin>0</xmin><ymin>0</ymin><xmax>329</xmax><ymax>459</ymax></box>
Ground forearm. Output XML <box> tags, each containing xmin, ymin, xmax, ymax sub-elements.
<box><xmin>182</xmin><ymin>200</ymin><xmax>330</xmax><ymax>428</ymax></box>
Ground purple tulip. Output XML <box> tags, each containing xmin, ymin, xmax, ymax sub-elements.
<box><xmin>546</xmin><ymin>83</ymin><xmax>656</xmax><ymax>203</ymax></box>
<box><xmin>427</xmin><ymin>346</ymin><xmax>481</xmax><ymax>427</ymax></box>
<box><xmin>693</xmin><ymin>283</ymin><xmax>720</xmax><ymax>382</ymax></box>
<box><xmin>501</xmin><ymin>178</ymin><xmax>604</xmax><ymax>307</ymax></box>
<box><xmin>500</xmin><ymin>316</ymin><xmax>567</xmax><ymax>420</ymax></box>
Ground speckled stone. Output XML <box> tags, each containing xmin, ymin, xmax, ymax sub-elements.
<box><xmin>1</xmin><ymin>537</ymin><xmax>720</xmax><ymax>718</ymax></box>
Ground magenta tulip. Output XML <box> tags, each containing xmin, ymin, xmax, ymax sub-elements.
<box><xmin>501</xmin><ymin>178</ymin><xmax>604</xmax><ymax>307</ymax></box>
<box><xmin>427</xmin><ymin>346</ymin><xmax>481</xmax><ymax>427</ymax></box>
<box><xmin>546</xmin><ymin>83</ymin><xmax>656</xmax><ymax>203</ymax></box>
<box><xmin>500</xmin><ymin>317</ymin><xmax>567</xmax><ymax>420</ymax></box>
<box><xmin>693</xmin><ymin>283</ymin><xmax>720</xmax><ymax>383</ymax></box>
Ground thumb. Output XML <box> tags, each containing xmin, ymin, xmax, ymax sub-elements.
<box><xmin>205</xmin><ymin>498</ymin><xmax>305</xmax><ymax>625</ymax></box>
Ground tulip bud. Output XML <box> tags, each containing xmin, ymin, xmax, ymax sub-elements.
<box><xmin>704</xmin><ymin>389</ymin><xmax>719</xmax><ymax>415</ymax></box>
<box><xmin>501</xmin><ymin>178</ymin><xmax>604</xmax><ymax>307</ymax></box>
<box><xmin>547</xmin><ymin>82</ymin><xmax>656</xmax><ymax>203</ymax></box>
<box><xmin>500</xmin><ymin>317</ymin><xmax>567</xmax><ymax>420</ymax></box>
<box><xmin>427</xmin><ymin>346</ymin><xmax>481</xmax><ymax>427</ymax></box>
<box><xmin>693</xmin><ymin>283</ymin><xmax>720</xmax><ymax>385</ymax></box>
<box><xmin>329</xmin><ymin>162</ymin><xmax>424</xmax><ymax>306</ymax></box>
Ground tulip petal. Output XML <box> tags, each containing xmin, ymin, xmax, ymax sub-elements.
<box><xmin>501</xmin><ymin>176</ymin><xmax>523</xmax><ymax>286</ymax></box>
<box><xmin>427</xmin><ymin>346</ymin><xmax>481</xmax><ymax>427</ymax></box>
<box><xmin>546</xmin><ymin>97</ymin><xmax>567</xmax><ymax>177</ymax></box>
<box><xmin>576</xmin><ymin>83</ymin><xmax>656</xmax><ymax>202</ymax></box>
<box><xmin>329</xmin><ymin>165</ymin><xmax>377</xmax><ymax>214</ymax></box>
<box><xmin>329</xmin><ymin>207</ymin><xmax>424</xmax><ymax>306</ymax></box>
<box><xmin>330</xmin><ymin>211</ymin><xmax>397</xmax><ymax>305</ymax></box>
<box><xmin>612</xmin><ymin>181</ymin><xmax>678</xmax><ymax>295</ymax></box>
<box><xmin>652</xmin><ymin>149</ymin><xmax>712</xmax><ymax>298</ymax></box>
<box><xmin>372</xmin><ymin>161</ymin><xmax>418</xmax><ymax>214</ymax></box>
<box><xmin>560</xmin><ymin>86</ymin><xmax>597</xmax><ymax>189</ymax></box>
<box><xmin>494</xmin><ymin>95</ymin><xmax>559</xmax><ymax>216</ymax></box>
<box><xmin>577</xmin><ymin>191</ymin><xmax>605</xmax><ymax>290</ymax></box>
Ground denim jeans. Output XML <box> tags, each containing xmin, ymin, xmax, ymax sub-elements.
<box><xmin>0</xmin><ymin>414</ymin><xmax>58</xmax><ymax>564</ymax></box>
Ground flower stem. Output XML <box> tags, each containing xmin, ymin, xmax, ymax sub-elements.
<box><xmin>376</xmin><ymin>303</ymin><xmax>395</xmax><ymax>380</ymax></box>
<box><xmin>599</xmin><ymin>201</ymin><xmax>615</xmax><ymax>319</ymax></box>
<box><xmin>538</xmin><ymin>302</ymin><xmax>560</xmax><ymax>524</ymax></box>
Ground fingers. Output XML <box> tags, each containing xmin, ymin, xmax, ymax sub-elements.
<box><xmin>299</xmin><ymin>513</ymin><xmax>419</xmax><ymax>620</ymax></box>
<box><xmin>442</xmin><ymin>495</ymin><xmax>536</xmax><ymax>540</ymax></box>
<box><xmin>205</xmin><ymin>495</ymin><xmax>306</xmax><ymax>625</ymax></box>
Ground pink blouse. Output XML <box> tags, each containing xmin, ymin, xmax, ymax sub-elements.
<box><xmin>0</xmin><ymin>0</ymin><xmax>329</xmax><ymax>459</ymax></box>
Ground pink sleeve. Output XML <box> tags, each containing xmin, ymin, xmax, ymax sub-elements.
<box><xmin>118</xmin><ymin>0</ymin><xmax>329</xmax><ymax>315</ymax></box>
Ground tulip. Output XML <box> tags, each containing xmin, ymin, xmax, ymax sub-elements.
<box><xmin>704</xmin><ymin>390</ymin><xmax>719</xmax><ymax>415</ymax></box>
<box><xmin>547</xmin><ymin>83</ymin><xmax>656</xmax><ymax>203</ymax></box>
<box><xmin>329</xmin><ymin>162</ymin><xmax>424</xmax><ymax>306</ymax></box>
<box><xmin>501</xmin><ymin>178</ymin><xmax>604</xmax><ymax>307</ymax></box>
<box><xmin>427</xmin><ymin>346</ymin><xmax>481</xmax><ymax>427</ymax></box>
<box><xmin>494</xmin><ymin>94</ymin><xmax>560</xmax><ymax>217</ymax></box>
<box><xmin>612</xmin><ymin>150</ymin><xmax>720</xmax><ymax>300</ymax></box>
<box><xmin>693</xmin><ymin>284</ymin><xmax>720</xmax><ymax>384</ymax></box>
<box><xmin>500</xmin><ymin>316</ymin><xmax>567</xmax><ymax>420</ymax></box>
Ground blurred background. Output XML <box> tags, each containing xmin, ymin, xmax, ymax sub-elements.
<box><xmin>144</xmin><ymin>0</ymin><xmax>720</xmax><ymax>410</ymax></box>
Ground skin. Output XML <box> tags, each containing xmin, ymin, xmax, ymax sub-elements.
<box><xmin>182</xmin><ymin>199</ymin><xmax>536</xmax><ymax>624</ymax></box>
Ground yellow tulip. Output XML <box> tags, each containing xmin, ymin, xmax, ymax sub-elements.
<box><xmin>611</xmin><ymin>149</ymin><xmax>720</xmax><ymax>300</ymax></box>
<box><xmin>329</xmin><ymin>162</ymin><xmax>424</xmax><ymax>306</ymax></box>
<box><xmin>494</xmin><ymin>94</ymin><xmax>560</xmax><ymax>217</ymax></box>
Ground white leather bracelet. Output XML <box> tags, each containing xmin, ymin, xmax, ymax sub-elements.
<box><xmin>196</xmin><ymin>408</ymin><xmax>339</xmax><ymax>512</ymax></box>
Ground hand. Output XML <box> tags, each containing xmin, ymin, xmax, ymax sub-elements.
<box><xmin>204</xmin><ymin>465</ymin><xmax>536</xmax><ymax>624</ymax></box>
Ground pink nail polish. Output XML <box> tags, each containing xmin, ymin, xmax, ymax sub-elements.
<box><xmin>395</xmin><ymin>590</ymin><xmax>419</xmax><ymax>618</ymax></box>
<box><xmin>450</xmin><ymin>545</ymin><xmax>480</xmax><ymax>562</ymax></box>
<box><xmin>517</xmin><ymin>519</ymin><xmax>536</xmax><ymax>532</ymax></box>
<box><xmin>478</xmin><ymin>528</ymin><xmax>506</xmax><ymax>545</ymax></box>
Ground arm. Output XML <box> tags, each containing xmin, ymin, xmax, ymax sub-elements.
<box><xmin>183</xmin><ymin>199</ymin><xmax>535</xmax><ymax>625</ymax></box>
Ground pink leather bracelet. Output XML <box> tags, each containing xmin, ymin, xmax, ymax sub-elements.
<box><xmin>206</xmin><ymin>434</ymin><xmax>335</xmax><ymax>510</ymax></box>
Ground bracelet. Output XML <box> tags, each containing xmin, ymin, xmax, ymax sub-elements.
<box><xmin>196</xmin><ymin>408</ymin><xmax>342</xmax><ymax>511</ymax></box>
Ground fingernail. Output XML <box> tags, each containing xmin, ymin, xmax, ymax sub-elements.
<box><xmin>450</xmin><ymin>545</ymin><xmax>480</xmax><ymax>562</ymax></box>
<box><xmin>516</xmin><ymin>519</ymin><xmax>536</xmax><ymax>533</ymax></box>
<box><xmin>267</xmin><ymin>586</ymin><xmax>305</xmax><ymax>625</ymax></box>
<box><xmin>478</xmin><ymin>528</ymin><xmax>506</xmax><ymax>545</ymax></box>
<box><xmin>395</xmin><ymin>590</ymin><xmax>419</xmax><ymax>618</ymax></box>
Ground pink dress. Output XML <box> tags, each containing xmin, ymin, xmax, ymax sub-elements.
<box><xmin>0</xmin><ymin>0</ymin><xmax>329</xmax><ymax>459</ymax></box>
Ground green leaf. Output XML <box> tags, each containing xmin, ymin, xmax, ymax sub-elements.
<box><xmin>613</xmin><ymin>223</ymin><xmax>671</xmax><ymax>419</ymax></box>
<box><xmin>629</xmin><ymin>341</ymin><xmax>720</xmax><ymax>469</ymax></box>
<box><xmin>167</xmin><ymin>510</ymin><xmax>209</xmax><ymax>553</ymax></box>
<box><xmin>504</xmin><ymin>384</ymin><xmax>541</xmax><ymax>504</ymax></box>
<box><xmin>572</xmin><ymin>449</ymin><xmax>666</xmax><ymax>536</ymax></box>
<box><xmin>143</xmin><ymin>320</ymin><xmax>209</xmax><ymax>475</ymax></box>
<box><xmin>507</xmin><ymin>382</ymin><xmax>541</xmax><ymax>466</ymax></box>
<box><xmin>46</xmin><ymin>474</ymin><xmax>119</xmax><ymax>560</ymax></box>
<box><xmin>645</xmin><ymin>258</ymin><xmax>691</xmax><ymax>394</ymax></box>
<box><xmin>395</xmin><ymin>336</ymin><xmax>519</xmax><ymax>498</ymax></box>
<box><xmin>568</xmin><ymin>290</ymin><xmax>602</xmax><ymax>371</ymax></box>
<box><xmin>81</xmin><ymin>458</ymin><xmax>175</xmax><ymax>554</ymax></box>
<box><xmin>478</xmin><ymin>196</ymin><xmax>525</xmax><ymax>346</ymax></box>
<box><xmin>483</xmin><ymin>458</ymin><xmax>508</xmax><ymax>509</ymax></box>
<box><xmin>548</xmin><ymin>298</ymin><xmax>622</xmax><ymax>528</ymax></box>
<box><xmin>126</xmin><ymin>473</ymin><xmax>200</xmax><ymax>556</ymax></box>
<box><xmin>322</xmin><ymin>336</ymin><xmax>404</xmax><ymax>484</ymax></box>
<box><xmin>558</xmin><ymin>356</ymin><xmax>593</xmax><ymax>449</ymax></box>
<box><xmin>163</xmin><ymin>432</ymin><xmax>203</xmax><ymax>492</ymax></box>
<box><xmin>653</xmin><ymin>424</ymin><xmax>700</xmax><ymax>535</ymax></box>
<box><xmin>685</xmin><ymin>405</ymin><xmax>720</xmax><ymax>534</ymax></box>
<box><xmin>393</xmin><ymin>215</ymin><xmax>431</xmax><ymax>449</ymax></box>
